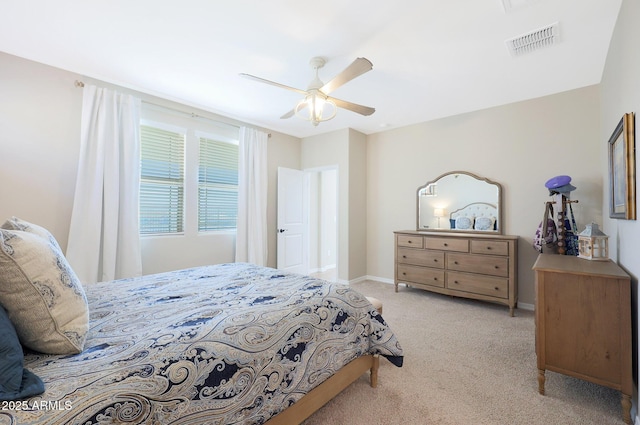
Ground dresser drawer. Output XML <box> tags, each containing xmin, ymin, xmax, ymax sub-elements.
<box><xmin>394</xmin><ymin>231</ymin><xmax>518</xmax><ymax>315</ymax></box>
<box><xmin>397</xmin><ymin>264</ymin><xmax>445</xmax><ymax>288</ymax></box>
<box><xmin>397</xmin><ymin>247</ymin><xmax>444</xmax><ymax>268</ymax></box>
<box><xmin>447</xmin><ymin>253</ymin><xmax>509</xmax><ymax>277</ymax></box>
<box><xmin>447</xmin><ymin>271</ymin><xmax>508</xmax><ymax>299</ymax></box>
<box><xmin>470</xmin><ymin>240</ymin><xmax>509</xmax><ymax>256</ymax></box>
<box><xmin>397</xmin><ymin>234</ymin><xmax>424</xmax><ymax>248</ymax></box>
<box><xmin>424</xmin><ymin>237</ymin><xmax>469</xmax><ymax>252</ymax></box>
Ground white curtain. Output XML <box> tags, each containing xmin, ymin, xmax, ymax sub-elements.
<box><xmin>235</xmin><ymin>127</ymin><xmax>268</xmax><ymax>265</ymax></box>
<box><xmin>66</xmin><ymin>84</ymin><xmax>142</xmax><ymax>283</ymax></box>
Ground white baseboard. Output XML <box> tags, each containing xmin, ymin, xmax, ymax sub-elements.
<box><xmin>343</xmin><ymin>275</ymin><xmax>392</xmax><ymax>285</ymax></box>
<box><xmin>309</xmin><ymin>265</ymin><xmax>336</xmax><ymax>274</ymax></box>
<box><xmin>518</xmin><ymin>302</ymin><xmax>534</xmax><ymax>311</ymax></box>
<box><xmin>320</xmin><ymin>264</ymin><xmax>336</xmax><ymax>272</ymax></box>
<box><xmin>357</xmin><ymin>275</ymin><xmax>394</xmax><ymax>285</ymax></box>
<box><xmin>352</xmin><ymin>276</ymin><xmax>536</xmax><ymax>312</ymax></box>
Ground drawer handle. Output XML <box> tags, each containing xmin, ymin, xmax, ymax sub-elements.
<box><xmin>433</xmin><ymin>277</ymin><xmax>438</xmax><ymax>281</ymax></box>
<box><xmin>494</xmin><ymin>265</ymin><xmax>499</xmax><ymax>269</ymax></box>
<box><xmin>454</xmin><ymin>261</ymin><xmax>459</xmax><ymax>265</ymax></box>
<box><xmin>494</xmin><ymin>286</ymin><xmax>500</xmax><ymax>291</ymax></box>
<box><xmin>486</xmin><ymin>246</ymin><xmax>492</xmax><ymax>250</ymax></box>
<box><xmin>433</xmin><ymin>259</ymin><xmax>438</xmax><ymax>263</ymax></box>
<box><xmin>408</xmin><ymin>240</ymin><xmax>413</xmax><ymax>244</ymax></box>
<box><xmin>453</xmin><ymin>280</ymin><xmax>459</xmax><ymax>284</ymax></box>
<box><xmin>402</xmin><ymin>272</ymin><xmax>406</xmax><ymax>275</ymax></box>
<box><xmin>443</xmin><ymin>243</ymin><xmax>448</xmax><ymax>247</ymax></box>
<box><xmin>402</xmin><ymin>255</ymin><xmax>407</xmax><ymax>258</ymax></box>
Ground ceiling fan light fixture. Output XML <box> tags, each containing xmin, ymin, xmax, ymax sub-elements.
<box><xmin>295</xmin><ymin>92</ymin><xmax>337</xmax><ymax>126</ymax></box>
<box><xmin>241</xmin><ymin>56</ymin><xmax>374</xmax><ymax>126</ymax></box>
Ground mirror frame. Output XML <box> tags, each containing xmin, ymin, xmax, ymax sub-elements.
<box><xmin>416</xmin><ymin>171</ymin><xmax>503</xmax><ymax>234</ymax></box>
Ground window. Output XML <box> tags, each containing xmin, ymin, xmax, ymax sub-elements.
<box><xmin>139</xmin><ymin>125</ymin><xmax>185</xmax><ymax>234</ymax></box>
<box><xmin>138</xmin><ymin>105</ymin><xmax>240</xmax><ymax>236</ymax></box>
<box><xmin>198</xmin><ymin>137</ymin><xmax>239</xmax><ymax>231</ymax></box>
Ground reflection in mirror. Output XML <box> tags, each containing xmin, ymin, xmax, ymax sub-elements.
<box><xmin>417</xmin><ymin>171</ymin><xmax>502</xmax><ymax>233</ymax></box>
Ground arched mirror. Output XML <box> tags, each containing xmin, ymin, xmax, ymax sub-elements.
<box><xmin>417</xmin><ymin>171</ymin><xmax>503</xmax><ymax>234</ymax></box>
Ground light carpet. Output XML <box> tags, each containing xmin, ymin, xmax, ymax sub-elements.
<box><xmin>302</xmin><ymin>280</ymin><xmax>627</xmax><ymax>425</ymax></box>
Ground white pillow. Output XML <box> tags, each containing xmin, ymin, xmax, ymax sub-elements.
<box><xmin>0</xmin><ymin>227</ymin><xmax>89</xmax><ymax>354</ymax></box>
<box><xmin>454</xmin><ymin>216</ymin><xmax>474</xmax><ymax>230</ymax></box>
<box><xmin>474</xmin><ymin>216</ymin><xmax>496</xmax><ymax>231</ymax></box>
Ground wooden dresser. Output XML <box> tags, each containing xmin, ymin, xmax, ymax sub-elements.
<box><xmin>533</xmin><ymin>254</ymin><xmax>632</xmax><ymax>424</ymax></box>
<box><xmin>394</xmin><ymin>230</ymin><xmax>518</xmax><ymax>316</ymax></box>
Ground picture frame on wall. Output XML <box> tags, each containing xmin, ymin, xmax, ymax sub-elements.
<box><xmin>608</xmin><ymin>112</ymin><xmax>636</xmax><ymax>220</ymax></box>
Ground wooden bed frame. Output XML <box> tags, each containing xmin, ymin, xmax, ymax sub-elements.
<box><xmin>265</xmin><ymin>354</ymin><xmax>379</xmax><ymax>424</ymax></box>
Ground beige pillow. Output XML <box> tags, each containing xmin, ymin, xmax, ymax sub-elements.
<box><xmin>0</xmin><ymin>228</ymin><xmax>89</xmax><ymax>354</ymax></box>
<box><xmin>1</xmin><ymin>216</ymin><xmax>63</xmax><ymax>251</ymax></box>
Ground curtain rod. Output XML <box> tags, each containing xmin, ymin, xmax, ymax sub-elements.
<box><xmin>74</xmin><ymin>80</ymin><xmax>271</xmax><ymax>137</ymax></box>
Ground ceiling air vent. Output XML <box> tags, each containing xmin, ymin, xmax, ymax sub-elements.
<box><xmin>505</xmin><ymin>22</ymin><xmax>559</xmax><ymax>56</ymax></box>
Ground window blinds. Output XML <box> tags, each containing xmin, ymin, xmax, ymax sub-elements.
<box><xmin>139</xmin><ymin>125</ymin><xmax>185</xmax><ymax>234</ymax></box>
<box><xmin>198</xmin><ymin>137</ymin><xmax>238</xmax><ymax>231</ymax></box>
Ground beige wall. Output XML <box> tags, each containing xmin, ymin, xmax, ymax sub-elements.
<box><xmin>0</xmin><ymin>49</ymin><xmax>603</xmax><ymax>300</ymax></box>
<box><xmin>0</xmin><ymin>51</ymin><xmax>82</xmax><ymax>251</ymax></box>
<box><xmin>366</xmin><ymin>86</ymin><xmax>601</xmax><ymax>306</ymax></box>
<box><xmin>600</xmin><ymin>0</ymin><xmax>640</xmax><ymax>270</ymax></box>
<box><xmin>600</xmin><ymin>0</ymin><xmax>640</xmax><ymax>418</ymax></box>
<box><xmin>0</xmin><ymin>52</ymin><xmax>300</xmax><ymax>273</ymax></box>
<box><xmin>301</xmin><ymin>128</ymin><xmax>368</xmax><ymax>282</ymax></box>
<box><xmin>348</xmin><ymin>129</ymin><xmax>367</xmax><ymax>279</ymax></box>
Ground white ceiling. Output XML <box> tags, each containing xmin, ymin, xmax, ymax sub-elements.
<box><xmin>0</xmin><ymin>0</ymin><xmax>622</xmax><ymax>138</ymax></box>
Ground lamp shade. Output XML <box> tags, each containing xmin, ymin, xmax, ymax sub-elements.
<box><xmin>433</xmin><ymin>208</ymin><xmax>444</xmax><ymax>217</ymax></box>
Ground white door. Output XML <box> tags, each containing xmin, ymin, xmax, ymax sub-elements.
<box><xmin>277</xmin><ymin>167</ymin><xmax>309</xmax><ymax>273</ymax></box>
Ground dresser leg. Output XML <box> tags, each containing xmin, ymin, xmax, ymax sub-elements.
<box><xmin>394</xmin><ymin>282</ymin><xmax>398</xmax><ymax>293</ymax></box>
<box><xmin>537</xmin><ymin>369</ymin><xmax>545</xmax><ymax>395</ymax></box>
<box><xmin>621</xmin><ymin>393</ymin><xmax>631</xmax><ymax>424</ymax></box>
<box><xmin>509</xmin><ymin>306</ymin><xmax>514</xmax><ymax>317</ymax></box>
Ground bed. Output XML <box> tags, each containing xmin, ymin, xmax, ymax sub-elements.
<box><xmin>0</xmin><ymin>219</ymin><xmax>403</xmax><ymax>425</ymax></box>
<box><xmin>449</xmin><ymin>202</ymin><xmax>498</xmax><ymax>231</ymax></box>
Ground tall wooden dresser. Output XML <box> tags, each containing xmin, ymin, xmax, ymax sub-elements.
<box><xmin>394</xmin><ymin>230</ymin><xmax>518</xmax><ymax>316</ymax></box>
<box><xmin>533</xmin><ymin>254</ymin><xmax>632</xmax><ymax>424</ymax></box>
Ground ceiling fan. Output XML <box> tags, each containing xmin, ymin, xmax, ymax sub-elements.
<box><xmin>240</xmin><ymin>57</ymin><xmax>375</xmax><ymax>126</ymax></box>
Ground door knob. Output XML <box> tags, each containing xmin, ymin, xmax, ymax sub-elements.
<box><xmin>278</xmin><ymin>228</ymin><xmax>287</xmax><ymax>233</ymax></box>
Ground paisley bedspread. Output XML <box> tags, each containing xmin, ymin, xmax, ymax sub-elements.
<box><xmin>0</xmin><ymin>263</ymin><xmax>403</xmax><ymax>425</ymax></box>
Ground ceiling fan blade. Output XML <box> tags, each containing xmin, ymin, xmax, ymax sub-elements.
<box><xmin>239</xmin><ymin>73</ymin><xmax>308</xmax><ymax>95</ymax></box>
<box><xmin>280</xmin><ymin>108</ymin><xmax>296</xmax><ymax>119</ymax></box>
<box><xmin>328</xmin><ymin>96</ymin><xmax>375</xmax><ymax>116</ymax></box>
<box><xmin>320</xmin><ymin>57</ymin><xmax>373</xmax><ymax>95</ymax></box>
